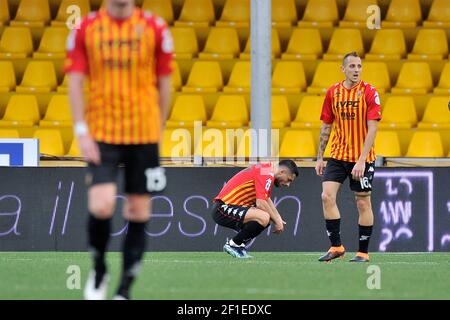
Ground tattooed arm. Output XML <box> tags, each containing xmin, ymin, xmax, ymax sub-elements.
<box><xmin>315</xmin><ymin>122</ymin><xmax>332</xmax><ymax>176</ymax></box>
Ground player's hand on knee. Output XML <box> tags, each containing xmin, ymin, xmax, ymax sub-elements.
<box><xmin>78</xmin><ymin>135</ymin><xmax>101</xmax><ymax>165</ymax></box>
<box><xmin>351</xmin><ymin>161</ymin><xmax>365</xmax><ymax>180</ymax></box>
<box><xmin>272</xmin><ymin>220</ymin><xmax>286</xmax><ymax>234</ymax></box>
<box><xmin>315</xmin><ymin>159</ymin><xmax>325</xmax><ymax>176</ymax></box>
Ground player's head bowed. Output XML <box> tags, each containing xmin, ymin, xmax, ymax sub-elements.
<box><xmin>274</xmin><ymin>160</ymin><xmax>299</xmax><ymax>188</ymax></box>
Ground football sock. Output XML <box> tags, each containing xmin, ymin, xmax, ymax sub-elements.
<box><xmin>88</xmin><ymin>214</ymin><xmax>111</xmax><ymax>288</ymax></box>
<box><xmin>325</xmin><ymin>218</ymin><xmax>342</xmax><ymax>247</ymax></box>
<box><xmin>358</xmin><ymin>225</ymin><xmax>373</xmax><ymax>254</ymax></box>
<box><xmin>232</xmin><ymin>221</ymin><xmax>266</xmax><ymax>246</ymax></box>
<box><xmin>117</xmin><ymin>221</ymin><xmax>147</xmax><ymax>298</ymax></box>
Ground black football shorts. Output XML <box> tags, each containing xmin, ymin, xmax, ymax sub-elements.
<box><xmin>87</xmin><ymin>142</ymin><xmax>166</xmax><ymax>194</ymax></box>
<box><xmin>323</xmin><ymin>158</ymin><xmax>375</xmax><ymax>193</ymax></box>
<box><xmin>211</xmin><ymin>200</ymin><xmax>252</xmax><ymax>232</ymax></box>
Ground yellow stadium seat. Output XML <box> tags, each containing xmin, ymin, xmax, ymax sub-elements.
<box><xmin>272</xmin><ymin>0</ymin><xmax>297</xmax><ymax>27</ymax></box>
<box><xmin>406</xmin><ymin>131</ymin><xmax>444</xmax><ymax>157</ymax></box>
<box><xmin>51</xmin><ymin>0</ymin><xmax>91</xmax><ymax>27</ymax></box>
<box><xmin>339</xmin><ymin>0</ymin><xmax>378</xmax><ymax>27</ymax></box>
<box><xmin>362</xmin><ymin>62</ymin><xmax>391</xmax><ymax>94</ymax></box>
<box><xmin>418</xmin><ymin>97</ymin><xmax>450</xmax><ymax>129</ymax></box>
<box><xmin>382</xmin><ymin>0</ymin><xmax>422</xmax><ymax>28</ymax></box>
<box><xmin>0</xmin><ymin>61</ymin><xmax>16</xmax><ymax>92</ymax></box>
<box><xmin>298</xmin><ymin>0</ymin><xmax>339</xmax><ymax>28</ymax></box>
<box><xmin>166</xmin><ymin>95</ymin><xmax>207</xmax><ymax>128</ymax></box>
<box><xmin>39</xmin><ymin>95</ymin><xmax>73</xmax><ymax>127</ymax></box>
<box><xmin>365</xmin><ymin>29</ymin><xmax>407</xmax><ymax>60</ymax></box>
<box><xmin>281</xmin><ymin>28</ymin><xmax>323</xmax><ymax>60</ymax></box>
<box><xmin>323</xmin><ymin>28</ymin><xmax>364</xmax><ymax>60</ymax></box>
<box><xmin>235</xmin><ymin>129</ymin><xmax>281</xmax><ymax>158</ymax></box>
<box><xmin>10</xmin><ymin>0</ymin><xmax>51</xmax><ymax>27</ymax></box>
<box><xmin>182</xmin><ymin>61</ymin><xmax>223</xmax><ymax>92</ymax></box>
<box><xmin>391</xmin><ymin>62</ymin><xmax>433</xmax><ymax>95</ymax></box>
<box><xmin>0</xmin><ymin>27</ymin><xmax>33</xmax><ymax>58</ymax></box>
<box><xmin>240</xmin><ymin>29</ymin><xmax>281</xmax><ymax>59</ymax></box>
<box><xmin>434</xmin><ymin>62</ymin><xmax>450</xmax><ymax>95</ymax></box>
<box><xmin>307</xmin><ymin>61</ymin><xmax>343</xmax><ymax>94</ymax></box>
<box><xmin>16</xmin><ymin>61</ymin><xmax>58</xmax><ymax>93</ymax></box>
<box><xmin>197</xmin><ymin>128</ymin><xmax>235</xmax><ymax>158</ymax></box>
<box><xmin>0</xmin><ymin>129</ymin><xmax>20</xmax><ymax>138</ymax></box>
<box><xmin>66</xmin><ymin>138</ymin><xmax>81</xmax><ymax>157</ymax></box>
<box><xmin>272</xmin><ymin>61</ymin><xmax>306</xmax><ymax>93</ymax></box>
<box><xmin>199</xmin><ymin>27</ymin><xmax>240</xmax><ymax>60</ymax></box>
<box><xmin>291</xmin><ymin>96</ymin><xmax>323</xmax><ymax>129</ymax></box>
<box><xmin>408</xmin><ymin>29</ymin><xmax>448</xmax><ymax>60</ymax></box>
<box><xmin>171</xmin><ymin>27</ymin><xmax>199</xmax><ymax>59</ymax></box>
<box><xmin>216</xmin><ymin>0</ymin><xmax>250</xmax><ymax>28</ymax></box>
<box><xmin>142</xmin><ymin>0</ymin><xmax>174</xmax><ymax>25</ymax></box>
<box><xmin>374</xmin><ymin>131</ymin><xmax>402</xmax><ymax>157</ymax></box>
<box><xmin>175</xmin><ymin>0</ymin><xmax>215</xmax><ymax>27</ymax></box>
<box><xmin>378</xmin><ymin>96</ymin><xmax>417</xmax><ymax>129</ymax></box>
<box><xmin>423</xmin><ymin>0</ymin><xmax>450</xmax><ymax>28</ymax></box>
<box><xmin>206</xmin><ymin>95</ymin><xmax>248</xmax><ymax>128</ymax></box>
<box><xmin>0</xmin><ymin>95</ymin><xmax>40</xmax><ymax>127</ymax></box>
<box><xmin>279</xmin><ymin>130</ymin><xmax>316</xmax><ymax>157</ymax></box>
<box><xmin>0</xmin><ymin>0</ymin><xmax>10</xmax><ymax>26</ymax></box>
<box><xmin>33</xmin><ymin>27</ymin><xmax>69</xmax><ymax>59</ymax></box>
<box><xmin>171</xmin><ymin>61</ymin><xmax>182</xmax><ymax>92</ymax></box>
<box><xmin>33</xmin><ymin>129</ymin><xmax>65</xmax><ymax>157</ymax></box>
<box><xmin>271</xmin><ymin>95</ymin><xmax>291</xmax><ymax>128</ymax></box>
<box><xmin>161</xmin><ymin>128</ymin><xmax>193</xmax><ymax>158</ymax></box>
<box><xmin>223</xmin><ymin>61</ymin><xmax>250</xmax><ymax>93</ymax></box>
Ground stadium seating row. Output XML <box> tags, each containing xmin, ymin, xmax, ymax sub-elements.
<box><xmin>2</xmin><ymin>0</ymin><xmax>450</xmax><ymax>29</ymax></box>
<box><xmin>1</xmin><ymin>25</ymin><xmax>450</xmax><ymax>61</ymax></box>
<box><xmin>2</xmin><ymin>59</ymin><xmax>450</xmax><ymax>95</ymax></box>
<box><xmin>1</xmin><ymin>92</ymin><xmax>448</xmax><ymax>134</ymax></box>
<box><xmin>1</xmin><ymin>125</ymin><xmax>448</xmax><ymax>159</ymax></box>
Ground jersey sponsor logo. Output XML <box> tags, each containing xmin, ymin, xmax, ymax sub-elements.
<box><xmin>336</xmin><ymin>100</ymin><xmax>360</xmax><ymax>108</ymax></box>
<box><xmin>340</xmin><ymin>111</ymin><xmax>356</xmax><ymax>120</ymax></box>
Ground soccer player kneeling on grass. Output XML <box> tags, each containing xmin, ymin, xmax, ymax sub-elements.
<box><xmin>212</xmin><ymin>160</ymin><xmax>299</xmax><ymax>258</ymax></box>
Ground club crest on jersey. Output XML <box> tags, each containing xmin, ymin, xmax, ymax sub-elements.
<box><xmin>357</xmin><ymin>90</ymin><xmax>362</xmax><ymax>98</ymax></box>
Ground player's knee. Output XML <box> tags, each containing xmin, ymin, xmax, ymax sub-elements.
<box><xmin>90</xmin><ymin>200</ymin><xmax>115</xmax><ymax>218</ymax></box>
<box><xmin>356</xmin><ymin>196</ymin><xmax>371</xmax><ymax>213</ymax></box>
<box><xmin>258</xmin><ymin>211</ymin><xmax>270</xmax><ymax>227</ymax></box>
<box><xmin>321</xmin><ymin>192</ymin><xmax>336</xmax><ymax>207</ymax></box>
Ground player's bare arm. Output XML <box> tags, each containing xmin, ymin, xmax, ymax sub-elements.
<box><xmin>257</xmin><ymin>199</ymin><xmax>284</xmax><ymax>234</ymax></box>
<box><xmin>158</xmin><ymin>75</ymin><xmax>172</xmax><ymax>139</ymax></box>
<box><xmin>351</xmin><ymin>120</ymin><xmax>378</xmax><ymax>180</ymax></box>
<box><xmin>315</xmin><ymin>122</ymin><xmax>332</xmax><ymax>176</ymax></box>
<box><xmin>267</xmin><ymin>198</ymin><xmax>286</xmax><ymax>234</ymax></box>
<box><xmin>68</xmin><ymin>72</ymin><xmax>100</xmax><ymax>165</ymax></box>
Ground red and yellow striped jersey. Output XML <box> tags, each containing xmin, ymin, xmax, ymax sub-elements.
<box><xmin>64</xmin><ymin>8</ymin><xmax>173</xmax><ymax>144</ymax></box>
<box><xmin>214</xmin><ymin>163</ymin><xmax>275</xmax><ymax>206</ymax></box>
<box><xmin>320</xmin><ymin>80</ymin><xmax>382</xmax><ymax>163</ymax></box>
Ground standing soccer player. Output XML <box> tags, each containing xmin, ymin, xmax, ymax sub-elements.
<box><xmin>212</xmin><ymin>160</ymin><xmax>299</xmax><ymax>258</ymax></box>
<box><xmin>65</xmin><ymin>0</ymin><xmax>173</xmax><ymax>299</ymax></box>
<box><xmin>315</xmin><ymin>52</ymin><xmax>381</xmax><ymax>263</ymax></box>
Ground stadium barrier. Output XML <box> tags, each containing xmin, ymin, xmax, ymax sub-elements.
<box><xmin>0</xmin><ymin>167</ymin><xmax>449</xmax><ymax>252</ymax></box>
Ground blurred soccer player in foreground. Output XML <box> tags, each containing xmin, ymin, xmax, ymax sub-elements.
<box><xmin>212</xmin><ymin>160</ymin><xmax>299</xmax><ymax>258</ymax></box>
<box><xmin>65</xmin><ymin>0</ymin><xmax>173</xmax><ymax>299</ymax></box>
<box><xmin>315</xmin><ymin>52</ymin><xmax>382</xmax><ymax>263</ymax></box>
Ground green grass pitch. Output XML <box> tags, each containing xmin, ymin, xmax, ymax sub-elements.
<box><xmin>0</xmin><ymin>252</ymin><xmax>449</xmax><ymax>299</ymax></box>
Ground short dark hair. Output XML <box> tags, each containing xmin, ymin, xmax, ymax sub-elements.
<box><xmin>342</xmin><ymin>51</ymin><xmax>360</xmax><ymax>66</ymax></box>
<box><xmin>279</xmin><ymin>159</ymin><xmax>299</xmax><ymax>177</ymax></box>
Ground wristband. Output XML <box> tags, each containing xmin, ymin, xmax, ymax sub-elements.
<box><xmin>74</xmin><ymin>121</ymin><xmax>89</xmax><ymax>137</ymax></box>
